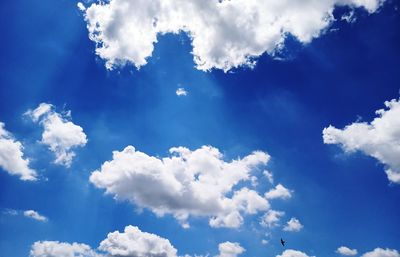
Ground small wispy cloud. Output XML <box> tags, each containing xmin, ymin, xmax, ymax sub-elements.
<box><xmin>176</xmin><ymin>88</ymin><xmax>188</xmax><ymax>96</ymax></box>
<box><xmin>3</xmin><ymin>209</ymin><xmax>48</xmax><ymax>222</ymax></box>
<box><xmin>23</xmin><ymin>210</ymin><xmax>48</xmax><ymax>222</ymax></box>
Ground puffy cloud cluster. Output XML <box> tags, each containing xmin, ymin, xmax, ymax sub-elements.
<box><xmin>30</xmin><ymin>225</ymin><xmax>245</xmax><ymax>257</ymax></box>
<box><xmin>361</xmin><ymin>248</ymin><xmax>400</xmax><ymax>257</ymax></box>
<box><xmin>30</xmin><ymin>241</ymin><xmax>100</xmax><ymax>257</ymax></box>
<box><xmin>276</xmin><ymin>249</ymin><xmax>315</xmax><ymax>257</ymax></box>
<box><xmin>323</xmin><ymin>99</ymin><xmax>400</xmax><ymax>183</ymax></box>
<box><xmin>276</xmin><ymin>248</ymin><xmax>400</xmax><ymax>257</ymax></box>
<box><xmin>90</xmin><ymin>145</ymin><xmax>276</xmax><ymax>228</ymax></box>
<box><xmin>81</xmin><ymin>0</ymin><xmax>384</xmax><ymax>72</ymax></box>
<box><xmin>0</xmin><ymin>122</ymin><xmax>36</xmax><ymax>181</ymax></box>
<box><xmin>283</xmin><ymin>217</ymin><xmax>303</xmax><ymax>232</ymax></box>
<box><xmin>26</xmin><ymin>103</ymin><xmax>87</xmax><ymax>167</ymax></box>
<box><xmin>23</xmin><ymin>210</ymin><xmax>48</xmax><ymax>222</ymax></box>
<box><xmin>260</xmin><ymin>210</ymin><xmax>285</xmax><ymax>228</ymax></box>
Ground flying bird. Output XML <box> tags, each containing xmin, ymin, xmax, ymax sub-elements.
<box><xmin>280</xmin><ymin>238</ymin><xmax>285</xmax><ymax>247</ymax></box>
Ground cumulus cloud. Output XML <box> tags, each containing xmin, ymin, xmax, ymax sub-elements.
<box><xmin>260</xmin><ymin>210</ymin><xmax>285</xmax><ymax>228</ymax></box>
<box><xmin>99</xmin><ymin>225</ymin><xmax>177</xmax><ymax>257</ymax></box>
<box><xmin>80</xmin><ymin>0</ymin><xmax>384</xmax><ymax>72</ymax></box>
<box><xmin>31</xmin><ymin>225</ymin><xmax>243</xmax><ymax>257</ymax></box>
<box><xmin>26</xmin><ymin>103</ymin><xmax>87</xmax><ymax>167</ymax></box>
<box><xmin>336</xmin><ymin>246</ymin><xmax>358</xmax><ymax>256</ymax></box>
<box><xmin>276</xmin><ymin>249</ymin><xmax>315</xmax><ymax>257</ymax></box>
<box><xmin>176</xmin><ymin>88</ymin><xmax>188</xmax><ymax>96</ymax></box>
<box><xmin>216</xmin><ymin>242</ymin><xmax>245</xmax><ymax>257</ymax></box>
<box><xmin>0</xmin><ymin>122</ymin><xmax>36</xmax><ymax>181</ymax></box>
<box><xmin>30</xmin><ymin>241</ymin><xmax>100</xmax><ymax>257</ymax></box>
<box><xmin>90</xmin><ymin>145</ymin><xmax>275</xmax><ymax>228</ymax></box>
<box><xmin>361</xmin><ymin>248</ymin><xmax>400</xmax><ymax>257</ymax></box>
<box><xmin>23</xmin><ymin>210</ymin><xmax>48</xmax><ymax>222</ymax></box>
<box><xmin>265</xmin><ymin>184</ymin><xmax>292</xmax><ymax>200</ymax></box>
<box><xmin>283</xmin><ymin>217</ymin><xmax>303</xmax><ymax>232</ymax></box>
<box><xmin>323</xmin><ymin>98</ymin><xmax>400</xmax><ymax>184</ymax></box>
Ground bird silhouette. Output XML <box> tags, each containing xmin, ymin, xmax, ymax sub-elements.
<box><xmin>280</xmin><ymin>238</ymin><xmax>285</xmax><ymax>247</ymax></box>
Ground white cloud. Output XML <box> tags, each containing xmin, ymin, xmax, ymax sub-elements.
<box><xmin>90</xmin><ymin>145</ymin><xmax>272</xmax><ymax>228</ymax></box>
<box><xmin>2</xmin><ymin>208</ymin><xmax>18</xmax><ymax>216</ymax></box>
<box><xmin>0</xmin><ymin>122</ymin><xmax>36</xmax><ymax>181</ymax></box>
<box><xmin>263</xmin><ymin>170</ymin><xmax>274</xmax><ymax>184</ymax></box>
<box><xmin>176</xmin><ymin>88</ymin><xmax>188</xmax><ymax>96</ymax></box>
<box><xmin>341</xmin><ymin>10</ymin><xmax>357</xmax><ymax>23</ymax></box>
<box><xmin>99</xmin><ymin>225</ymin><xmax>177</xmax><ymax>257</ymax></box>
<box><xmin>23</xmin><ymin>210</ymin><xmax>48</xmax><ymax>222</ymax></box>
<box><xmin>77</xmin><ymin>2</ymin><xmax>86</xmax><ymax>11</ymax></box>
<box><xmin>216</xmin><ymin>242</ymin><xmax>245</xmax><ymax>257</ymax></box>
<box><xmin>336</xmin><ymin>246</ymin><xmax>358</xmax><ymax>256</ymax></box>
<box><xmin>81</xmin><ymin>0</ymin><xmax>384</xmax><ymax>72</ymax></box>
<box><xmin>260</xmin><ymin>210</ymin><xmax>285</xmax><ymax>228</ymax></box>
<box><xmin>30</xmin><ymin>241</ymin><xmax>100</xmax><ymax>257</ymax></box>
<box><xmin>323</xmin><ymin>98</ymin><xmax>400</xmax><ymax>184</ymax></box>
<box><xmin>361</xmin><ymin>248</ymin><xmax>400</xmax><ymax>257</ymax></box>
<box><xmin>31</xmin><ymin>225</ymin><xmax>243</xmax><ymax>257</ymax></box>
<box><xmin>26</xmin><ymin>103</ymin><xmax>87</xmax><ymax>167</ymax></box>
<box><xmin>283</xmin><ymin>217</ymin><xmax>303</xmax><ymax>232</ymax></box>
<box><xmin>265</xmin><ymin>184</ymin><xmax>292</xmax><ymax>200</ymax></box>
<box><xmin>276</xmin><ymin>249</ymin><xmax>315</xmax><ymax>257</ymax></box>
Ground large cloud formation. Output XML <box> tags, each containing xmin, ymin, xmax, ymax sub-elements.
<box><xmin>30</xmin><ymin>225</ymin><xmax>245</xmax><ymax>257</ymax></box>
<box><xmin>90</xmin><ymin>145</ymin><xmax>291</xmax><ymax>228</ymax></box>
<box><xmin>0</xmin><ymin>122</ymin><xmax>36</xmax><ymax>181</ymax></box>
<box><xmin>323</xmin><ymin>98</ymin><xmax>400</xmax><ymax>183</ymax></box>
<box><xmin>26</xmin><ymin>103</ymin><xmax>88</xmax><ymax>167</ymax></box>
<box><xmin>80</xmin><ymin>0</ymin><xmax>384</xmax><ymax>72</ymax></box>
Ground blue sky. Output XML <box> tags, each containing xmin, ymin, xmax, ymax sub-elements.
<box><xmin>0</xmin><ymin>0</ymin><xmax>399</xmax><ymax>257</ymax></box>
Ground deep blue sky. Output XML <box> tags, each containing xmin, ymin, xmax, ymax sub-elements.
<box><xmin>0</xmin><ymin>0</ymin><xmax>399</xmax><ymax>257</ymax></box>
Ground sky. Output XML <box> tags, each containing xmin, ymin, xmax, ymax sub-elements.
<box><xmin>0</xmin><ymin>0</ymin><xmax>400</xmax><ymax>257</ymax></box>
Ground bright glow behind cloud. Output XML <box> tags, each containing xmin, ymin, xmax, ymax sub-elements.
<box><xmin>81</xmin><ymin>0</ymin><xmax>384</xmax><ymax>72</ymax></box>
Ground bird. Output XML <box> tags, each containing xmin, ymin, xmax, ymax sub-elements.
<box><xmin>280</xmin><ymin>238</ymin><xmax>285</xmax><ymax>247</ymax></box>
